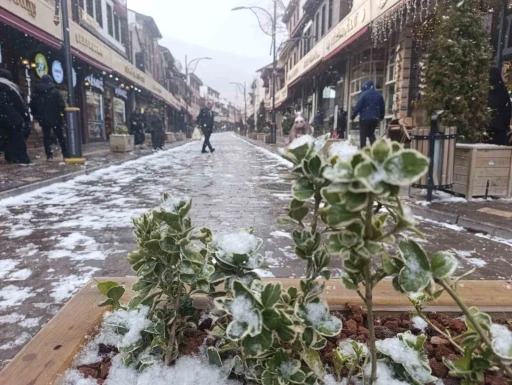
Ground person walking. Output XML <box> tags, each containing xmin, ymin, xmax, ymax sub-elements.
<box><xmin>197</xmin><ymin>101</ymin><xmax>215</xmax><ymax>154</ymax></box>
<box><xmin>129</xmin><ymin>107</ymin><xmax>146</xmax><ymax>147</ymax></box>
<box><xmin>0</xmin><ymin>69</ymin><xmax>31</xmax><ymax>164</ymax></box>
<box><xmin>488</xmin><ymin>67</ymin><xmax>511</xmax><ymax>146</ymax></box>
<box><xmin>351</xmin><ymin>80</ymin><xmax>385</xmax><ymax>148</ymax></box>
<box><xmin>147</xmin><ymin>110</ymin><xmax>165</xmax><ymax>151</ymax></box>
<box><xmin>30</xmin><ymin>75</ymin><xmax>68</xmax><ymax>160</ymax></box>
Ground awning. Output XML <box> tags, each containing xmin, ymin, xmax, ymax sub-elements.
<box><xmin>0</xmin><ymin>9</ymin><xmax>61</xmax><ymax>50</ymax></box>
<box><xmin>324</xmin><ymin>26</ymin><xmax>369</xmax><ymax>61</ymax></box>
<box><xmin>71</xmin><ymin>47</ymin><xmax>112</xmax><ymax>73</ymax></box>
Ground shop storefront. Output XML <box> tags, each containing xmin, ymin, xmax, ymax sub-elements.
<box><xmin>84</xmin><ymin>74</ymin><xmax>106</xmax><ymax>142</ymax></box>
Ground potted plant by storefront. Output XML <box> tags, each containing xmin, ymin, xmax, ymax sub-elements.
<box><xmin>420</xmin><ymin>0</ymin><xmax>512</xmax><ymax>200</ymax></box>
<box><xmin>109</xmin><ymin>126</ymin><xmax>134</xmax><ymax>153</ymax></box>
<box><xmin>2</xmin><ymin>136</ymin><xmax>511</xmax><ymax>385</ymax></box>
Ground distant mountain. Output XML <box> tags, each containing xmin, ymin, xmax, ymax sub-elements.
<box><xmin>161</xmin><ymin>36</ymin><xmax>270</xmax><ymax>105</ymax></box>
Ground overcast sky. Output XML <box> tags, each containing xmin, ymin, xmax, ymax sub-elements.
<box><xmin>127</xmin><ymin>0</ymin><xmax>288</xmax><ymax>105</ymax></box>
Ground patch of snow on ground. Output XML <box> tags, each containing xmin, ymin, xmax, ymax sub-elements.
<box><xmin>0</xmin><ymin>332</ymin><xmax>32</xmax><ymax>350</ymax></box>
<box><xmin>0</xmin><ymin>285</ymin><xmax>35</xmax><ymax>309</ymax></box>
<box><xmin>270</xmin><ymin>230</ymin><xmax>292</xmax><ymax>239</ymax></box>
<box><xmin>0</xmin><ymin>313</ymin><xmax>25</xmax><ymax>324</ymax></box>
<box><xmin>415</xmin><ymin>216</ymin><xmax>465</xmax><ymax>232</ymax></box>
<box><xmin>19</xmin><ymin>317</ymin><xmax>42</xmax><ymax>328</ymax></box>
<box><xmin>0</xmin><ymin>259</ymin><xmax>20</xmax><ymax>279</ymax></box>
<box><xmin>451</xmin><ymin>249</ymin><xmax>487</xmax><ymax>267</ymax></box>
<box><xmin>5</xmin><ymin>268</ymin><xmax>32</xmax><ymax>281</ymax></box>
<box><xmin>49</xmin><ymin>274</ymin><xmax>94</xmax><ymax>303</ymax></box>
<box><xmin>48</xmin><ymin>232</ymin><xmax>106</xmax><ymax>261</ymax></box>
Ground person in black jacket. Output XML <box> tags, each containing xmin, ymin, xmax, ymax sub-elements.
<box><xmin>351</xmin><ymin>80</ymin><xmax>385</xmax><ymax>148</ymax></box>
<box><xmin>30</xmin><ymin>75</ymin><xmax>68</xmax><ymax>160</ymax></box>
<box><xmin>0</xmin><ymin>69</ymin><xmax>30</xmax><ymax>164</ymax></box>
<box><xmin>197</xmin><ymin>101</ymin><xmax>215</xmax><ymax>154</ymax></box>
<box><xmin>147</xmin><ymin>111</ymin><xmax>165</xmax><ymax>150</ymax></box>
<box><xmin>129</xmin><ymin>108</ymin><xmax>146</xmax><ymax>146</ymax></box>
<box><xmin>488</xmin><ymin>67</ymin><xmax>511</xmax><ymax>146</ymax></box>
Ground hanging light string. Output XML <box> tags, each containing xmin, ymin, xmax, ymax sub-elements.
<box><xmin>370</xmin><ymin>0</ymin><xmax>439</xmax><ymax>43</ymax></box>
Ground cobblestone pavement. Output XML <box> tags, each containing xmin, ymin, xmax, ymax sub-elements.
<box><xmin>0</xmin><ymin>133</ymin><xmax>511</xmax><ymax>368</ymax></box>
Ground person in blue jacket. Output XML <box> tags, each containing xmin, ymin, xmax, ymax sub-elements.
<box><xmin>351</xmin><ymin>80</ymin><xmax>385</xmax><ymax>148</ymax></box>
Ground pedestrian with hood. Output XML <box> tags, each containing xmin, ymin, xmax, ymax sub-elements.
<box><xmin>30</xmin><ymin>74</ymin><xmax>68</xmax><ymax>160</ymax></box>
<box><xmin>488</xmin><ymin>67</ymin><xmax>511</xmax><ymax>146</ymax></box>
<box><xmin>147</xmin><ymin>110</ymin><xmax>165</xmax><ymax>151</ymax></box>
<box><xmin>197</xmin><ymin>101</ymin><xmax>215</xmax><ymax>154</ymax></box>
<box><xmin>129</xmin><ymin>107</ymin><xmax>146</xmax><ymax>147</ymax></box>
<box><xmin>288</xmin><ymin>115</ymin><xmax>313</xmax><ymax>144</ymax></box>
<box><xmin>351</xmin><ymin>80</ymin><xmax>385</xmax><ymax>148</ymax></box>
<box><xmin>0</xmin><ymin>69</ymin><xmax>31</xmax><ymax>164</ymax></box>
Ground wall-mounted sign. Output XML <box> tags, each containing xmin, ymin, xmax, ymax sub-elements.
<box><xmin>75</xmin><ymin>33</ymin><xmax>104</xmax><ymax>57</ymax></box>
<box><xmin>52</xmin><ymin>61</ymin><xmax>64</xmax><ymax>84</ymax></box>
<box><xmin>115</xmin><ymin>87</ymin><xmax>128</xmax><ymax>100</ymax></box>
<box><xmin>8</xmin><ymin>0</ymin><xmax>36</xmax><ymax>18</ymax></box>
<box><xmin>124</xmin><ymin>66</ymin><xmax>145</xmax><ymax>84</ymax></box>
<box><xmin>34</xmin><ymin>53</ymin><xmax>48</xmax><ymax>78</ymax></box>
<box><xmin>85</xmin><ymin>74</ymin><xmax>104</xmax><ymax>92</ymax></box>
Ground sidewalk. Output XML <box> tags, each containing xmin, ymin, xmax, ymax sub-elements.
<box><xmin>238</xmin><ymin>133</ymin><xmax>512</xmax><ymax>240</ymax></box>
<box><xmin>0</xmin><ymin>140</ymin><xmax>190</xmax><ymax>199</ymax></box>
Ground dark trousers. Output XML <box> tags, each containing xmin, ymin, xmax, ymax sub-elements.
<box><xmin>202</xmin><ymin>129</ymin><xmax>213</xmax><ymax>152</ymax></box>
<box><xmin>42</xmin><ymin>124</ymin><xmax>68</xmax><ymax>158</ymax></box>
<box><xmin>3</xmin><ymin>124</ymin><xmax>30</xmax><ymax>164</ymax></box>
<box><xmin>360</xmin><ymin>120</ymin><xmax>379</xmax><ymax>148</ymax></box>
<box><xmin>490</xmin><ymin>127</ymin><xmax>511</xmax><ymax>146</ymax></box>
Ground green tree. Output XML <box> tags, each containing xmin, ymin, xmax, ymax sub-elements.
<box><xmin>281</xmin><ymin>111</ymin><xmax>294</xmax><ymax>136</ymax></box>
<box><xmin>423</xmin><ymin>0</ymin><xmax>492</xmax><ymax>143</ymax></box>
<box><xmin>256</xmin><ymin>101</ymin><xmax>267</xmax><ymax>133</ymax></box>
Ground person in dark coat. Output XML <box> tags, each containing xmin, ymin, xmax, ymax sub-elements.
<box><xmin>0</xmin><ymin>69</ymin><xmax>30</xmax><ymax>164</ymax></box>
<box><xmin>197</xmin><ymin>101</ymin><xmax>215</xmax><ymax>153</ymax></box>
<box><xmin>337</xmin><ymin>107</ymin><xmax>348</xmax><ymax>139</ymax></box>
<box><xmin>30</xmin><ymin>75</ymin><xmax>68</xmax><ymax>160</ymax></box>
<box><xmin>129</xmin><ymin>108</ymin><xmax>146</xmax><ymax>146</ymax></box>
<box><xmin>488</xmin><ymin>67</ymin><xmax>511</xmax><ymax>146</ymax></box>
<box><xmin>147</xmin><ymin>111</ymin><xmax>165</xmax><ymax>150</ymax></box>
<box><xmin>351</xmin><ymin>80</ymin><xmax>385</xmax><ymax>148</ymax></box>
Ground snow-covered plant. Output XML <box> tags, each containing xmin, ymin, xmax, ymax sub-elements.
<box><xmin>404</xmin><ymin>245</ymin><xmax>512</xmax><ymax>383</ymax></box>
<box><xmin>99</xmin><ymin>194</ymin><xmax>217</xmax><ymax>367</ymax></box>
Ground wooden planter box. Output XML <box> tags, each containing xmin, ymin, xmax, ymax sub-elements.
<box><xmin>257</xmin><ymin>133</ymin><xmax>269</xmax><ymax>142</ymax></box>
<box><xmin>1</xmin><ymin>278</ymin><xmax>511</xmax><ymax>385</ymax></box>
<box><xmin>166</xmin><ymin>132</ymin><xmax>176</xmax><ymax>143</ymax></box>
<box><xmin>175</xmin><ymin>132</ymin><xmax>185</xmax><ymax>141</ymax></box>
<box><xmin>109</xmin><ymin>134</ymin><xmax>134</xmax><ymax>153</ymax></box>
<box><xmin>454</xmin><ymin>144</ymin><xmax>512</xmax><ymax>200</ymax></box>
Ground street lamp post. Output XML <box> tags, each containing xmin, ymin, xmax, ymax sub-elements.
<box><xmin>54</xmin><ymin>0</ymin><xmax>84</xmax><ymax>163</ymax></box>
<box><xmin>232</xmin><ymin>2</ymin><xmax>277</xmax><ymax>144</ymax></box>
<box><xmin>230</xmin><ymin>81</ymin><xmax>247</xmax><ymax>130</ymax></box>
<box><xmin>185</xmin><ymin>56</ymin><xmax>212</xmax><ymax>135</ymax></box>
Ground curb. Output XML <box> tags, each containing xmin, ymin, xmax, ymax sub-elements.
<box><xmin>0</xmin><ymin>140</ymin><xmax>191</xmax><ymax>201</ymax></box>
<box><xmin>410</xmin><ymin>203</ymin><xmax>512</xmax><ymax>239</ymax></box>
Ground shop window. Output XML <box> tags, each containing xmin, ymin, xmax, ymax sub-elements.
<box><xmin>85</xmin><ymin>90</ymin><xmax>105</xmax><ymax>141</ymax></box>
<box><xmin>113</xmin><ymin>98</ymin><xmax>126</xmax><ymax>129</ymax></box>
<box><xmin>107</xmin><ymin>4</ymin><xmax>114</xmax><ymax>37</ymax></box>
<box><xmin>114</xmin><ymin>14</ymin><xmax>120</xmax><ymax>41</ymax></box>
<box><xmin>315</xmin><ymin>13</ymin><xmax>320</xmax><ymax>43</ymax></box>
<box><xmin>86</xmin><ymin>0</ymin><xmax>94</xmax><ymax>17</ymax></box>
<box><xmin>321</xmin><ymin>5</ymin><xmax>327</xmax><ymax>37</ymax></box>
<box><xmin>328</xmin><ymin>0</ymin><xmax>333</xmax><ymax>30</ymax></box>
<box><xmin>94</xmin><ymin>0</ymin><xmax>103</xmax><ymax>27</ymax></box>
<box><xmin>339</xmin><ymin>0</ymin><xmax>352</xmax><ymax>23</ymax></box>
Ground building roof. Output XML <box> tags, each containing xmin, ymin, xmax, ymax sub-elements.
<box><xmin>131</xmin><ymin>10</ymin><xmax>162</xmax><ymax>39</ymax></box>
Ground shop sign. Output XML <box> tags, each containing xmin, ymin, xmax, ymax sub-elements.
<box><xmin>152</xmin><ymin>84</ymin><xmax>163</xmax><ymax>94</ymax></box>
<box><xmin>85</xmin><ymin>74</ymin><xmax>104</xmax><ymax>92</ymax></box>
<box><xmin>8</xmin><ymin>0</ymin><xmax>36</xmax><ymax>18</ymax></box>
<box><xmin>75</xmin><ymin>33</ymin><xmax>104</xmax><ymax>57</ymax></box>
<box><xmin>124</xmin><ymin>66</ymin><xmax>146</xmax><ymax>84</ymax></box>
<box><xmin>115</xmin><ymin>87</ymin><xmax>128</xmax><ymax>100</ymax></box>
<box><xmin>34</xmin><ymin>53</ymin><xmax>48</xmax><ymax>78</ymax></box>
<box><xmin>52</xmin><ymin>61</ymin><xmax>64</xmax><ymax>84</ymax></box>
<box><xmin>72</xmin><ymin>68</ymin><xmax>77</xmax><ymax>87</ymax></box>
<box><xmin>303</xmin><ymin>48</ymin><xmax>322</xmax><ymax>72</ymax></box>
<box><xmin>324</xmin><ymin>5</ymin><xmax>367</xmax><ymax>54</ymax></box>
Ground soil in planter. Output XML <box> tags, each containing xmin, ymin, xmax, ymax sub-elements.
<box><xmin>66</xmin><ymin>306</ymin><xmax>511</xmax><ymax>385</ymax></box>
